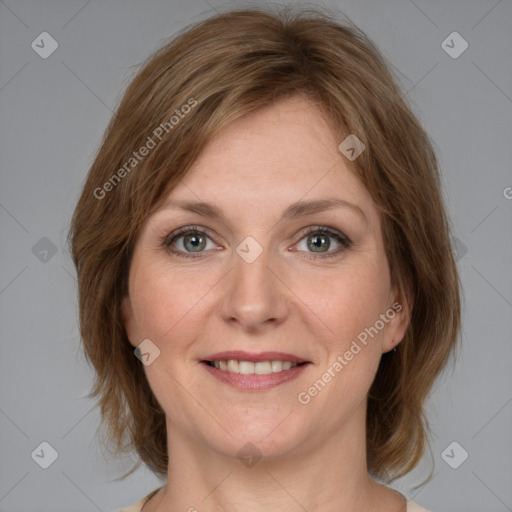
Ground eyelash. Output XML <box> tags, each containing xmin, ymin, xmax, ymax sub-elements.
<box><xmin>162</xmin><ymin>225</ymin><xmax>352</xmax><ymax>260</ymax></box>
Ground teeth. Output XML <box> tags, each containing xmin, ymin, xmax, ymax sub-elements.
<box><xmin>239</xmin><ymin>361</ymin><xmax>255</xmax><ymax>374</ymax></box>
<box><xmin>227</xmin><ymin>359</ymin><xmax>239</xmax><ymax>373</ymax></box>
<box><xmin>271</xmin><ymin>360</ymin><xmax>283</xmax><ymax>372</ymax></box>
<box><xmin>255</xmin><ymin>361</ymin><xmax>271</xmax><ymax>375</ymax></box>
<box><xmin>210</xmin><ymin>360</ymin><xmax>299</xmax><ymax>374</ymax></box>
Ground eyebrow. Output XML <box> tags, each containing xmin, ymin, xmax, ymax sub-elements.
<box><xmin>157</xmin><ymin>197</ymin><xmax>369</xmax><ymax>226</ymax></box>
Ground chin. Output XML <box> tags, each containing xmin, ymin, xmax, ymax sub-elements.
<box><xmin>204</xmin><ymin>413</ymin><xmax>312</xmax><ymax>462</ymax></box>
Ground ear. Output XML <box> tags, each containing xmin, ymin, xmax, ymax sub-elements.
<box><xmin>381</xmin><ymin>286</ymin><xmax>413</xmax><ymax>354</ymax></box>
<box><xmin>120</xmin><ymin>295</ymin><xmax>138</xmax><ymax>348</ymax></box>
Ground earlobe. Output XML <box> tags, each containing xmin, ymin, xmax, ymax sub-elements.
<box><xmin>120</xmin><ymin>295</ymin><xmax>138</xmax><ymax>347</ymax></box>
<box><xmin>382</xmin><ymin>289</ymin><xmax>413</xmax><ymax>353</ymax></box>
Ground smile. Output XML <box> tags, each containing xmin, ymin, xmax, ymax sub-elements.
<box><xmin>201</xmin><ymin>351</ymin><xmax>310</xmax><ymax>390</ymax></box>
<box><xmin>205</xmin><ymin>360</ymin><xmax>299</xmax><ymax>374</ymax></box>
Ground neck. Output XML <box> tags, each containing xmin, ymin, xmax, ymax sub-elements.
<box><xmin>143</xmin><ymin>403</ymin><xmax>406</xmax><ymax>512</ymax></box>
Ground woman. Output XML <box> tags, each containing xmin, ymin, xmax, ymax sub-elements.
<box><xmin>69</xmin><ymin>7</ymin><xmax>461</xmax><ymax>512</ymax></box>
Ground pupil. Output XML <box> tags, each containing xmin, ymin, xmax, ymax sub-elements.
<box><xmin>308</xmin><ymin>233</ymin><xmax>329</xmax><ymax>252</ymax></box>
<box><xmin>185</xmin><ymin>233</ymin><xmax>205</xmax><ymax>252</ymax></box>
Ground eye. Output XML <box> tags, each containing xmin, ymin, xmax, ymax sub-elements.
<box><xmin>293</xmin><ymin>226</ymin><xmax>352</xmax><ymax>259</ymax></box>
<box><xmin>162</xmin><ymin>225</ymin><xmax>352</xmax><ymax>260</ymax></box>
<box><xmin>162</xmin><ymin>226</ymin><xmax>219</xmax><ymax>258</ymax></box>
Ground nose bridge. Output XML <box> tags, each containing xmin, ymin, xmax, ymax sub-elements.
<box><xmin>220</xmin><ymin>237</ymin><xmax>286</xmax><ymax>329</ymax></box>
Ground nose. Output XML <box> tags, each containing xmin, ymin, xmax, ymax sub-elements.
<box><xmin>219</xmin><ymin>242</ymin><xmax>289</xmax><ymax>333</ymax></box>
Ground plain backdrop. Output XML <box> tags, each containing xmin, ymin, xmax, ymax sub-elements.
<box><xmin>0</xmin><ymin>1</ymin><xmax>511</xmax><ymax>511</ymax></box>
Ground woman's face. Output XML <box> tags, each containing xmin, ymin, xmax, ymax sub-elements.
<box><xmin>122</xmin><ymin>95</ymin><xmax>408</xmax><ymax>461</ymax></box>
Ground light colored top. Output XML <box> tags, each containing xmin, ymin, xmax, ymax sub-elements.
<box><xmin>115</xmin><ymin>487</ymin><xmax>433</xmax><ymax>512</ymax></box>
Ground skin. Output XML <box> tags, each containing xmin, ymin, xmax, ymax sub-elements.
<box><xmin>121</xmin><ymin>95</ymin><xmax>410</xmax><ymax>512</ymax></box>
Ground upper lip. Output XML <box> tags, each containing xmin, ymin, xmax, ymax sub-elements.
<box><xmin>202</xmin><ymin>351</ymin><xmax>308</xmax><ymax>364</ymax></box>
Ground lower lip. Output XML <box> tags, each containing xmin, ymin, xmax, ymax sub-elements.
<box><xmin>201</xmin><ymin>362</ymin><xmax>310</xmax><ymax>390</ymax></box>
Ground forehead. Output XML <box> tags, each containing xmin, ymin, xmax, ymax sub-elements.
<box><xmin>151</xmin><ymin>96</ymin><xmax>379</xmax><ymax>232</ymax></box>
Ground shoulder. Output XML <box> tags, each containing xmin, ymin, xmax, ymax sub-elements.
<box><xmin>114</xmin><ymin>487</ymin><xmax>162</xmax><ymax>512</ymax></box>
<box><xmin>407</xmin><ymin>500</ymin><xmax>434</xmax><ymax>512</ymax></box>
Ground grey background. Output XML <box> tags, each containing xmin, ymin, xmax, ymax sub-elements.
<box><xmin>0</xmin><ymin>0</ymin><xmax>511</xmax><ymax>511</ymax></box>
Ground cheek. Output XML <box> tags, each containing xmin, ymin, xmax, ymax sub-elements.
<box><xmin>296</xmin><ymin>271</ymin><xmax>388</xmax><ymax>413</ymax></box>
<box><xmin>319</xmin><ymin>264</ymin><xmax>391</xmax><ymax>398</ymax></box>
<box><xmin>129</xmin><ymin>260</ymin><xmax>214</xmax><ymax>342</ymax></box>
<box><xmin>293</xmin><ymin>260</ymin><xmax>390</xmax><ymax>350</ymax></box>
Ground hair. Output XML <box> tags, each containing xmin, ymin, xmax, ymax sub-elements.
<box><xmin>68</xmin><ymin>5</ymin><xmax>461</xmax><ymax>484</ymax></box>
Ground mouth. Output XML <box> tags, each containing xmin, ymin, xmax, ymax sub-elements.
<box><xmin>200</xmin><ymin>351</ymin><xmax>311</xmax><ymax>390</ymax></box>
<box><xmin>203</xmin><ymin>359</ymin><xmax>306</xmax><ymax>374</ymax></box>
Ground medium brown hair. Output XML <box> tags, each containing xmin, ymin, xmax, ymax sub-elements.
<box><xmin>68</xmin><ymin>5</ymin><xmax>461</xmax><ymax>483</ymax></box>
